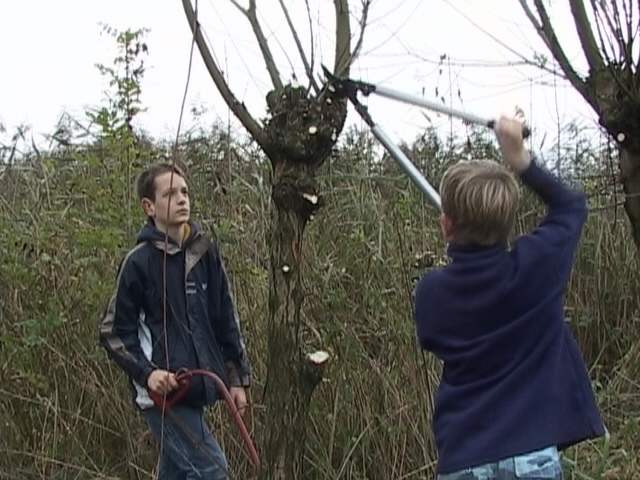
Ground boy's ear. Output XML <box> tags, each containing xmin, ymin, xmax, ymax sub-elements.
<box><xmin>141</xmin><ymin>198</ymin><xmax>155</xmax><ymax>218</ymax></box>
<box><xmin>440</xmin><ymin>213</ymin><xmax>454</xmax><ymax>242</ymax></box>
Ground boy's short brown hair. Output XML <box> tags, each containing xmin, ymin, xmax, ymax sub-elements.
<box><xmin>136</xmin><ymin>162</ymin><xmax>186</xmax><ymax>201</ymax></box>
<box><xmin>439</xmin><ymin>159</ymin><xmax>520</xmax><ymax>246</ymax></box>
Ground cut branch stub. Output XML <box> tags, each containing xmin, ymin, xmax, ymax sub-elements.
<box><xmin>265</xmin><ymin>83</ymin><xmax>347</xmax><ymax>167</ymax></box>
<box><xmin>302</xmin><ymin>350</ymin><xmax>330</xmax><ymax>392</ymax></box>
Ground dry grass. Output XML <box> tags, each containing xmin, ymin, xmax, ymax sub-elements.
<box><xmin>1</xmin><ymin>130</ymin><xmax>638</xmax><ymax>480</ymax></box>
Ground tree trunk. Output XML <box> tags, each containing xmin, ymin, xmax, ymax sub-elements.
<box><xmin>178</xmin><ymin>2</ymin><xmax>357</xmax><ymax>477</ymax></box>
<box><xmin>262</xmin><ymin>202</ymin><xmax>314</xmax><ymax>480</ymax></box>
<box><xmin>590</xmin><ymin>69</ymin><xmax>640</xmax><ymax>249</ymax></box>
<box><xmin>259</xmin><ymin>88</ymin><xmax>346</xmax><ymax>480</ymax></box>
<box><xmin>261</xmin><ymin>164</ymin><xmax>329</xmax><ymax>480</ymax></box>
<box><xmin>619</xmin><ymin>146</ymin><xmax>640</xmax><ymax>247</ymax></box>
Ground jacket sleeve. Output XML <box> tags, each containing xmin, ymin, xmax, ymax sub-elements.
<box><xmin>413</xmin><ymin>270</ymin><xmax>440</xmax><ymax>353</ymax></box>
<box><xmin>99</xmin><ymin>253</ymin><xmax>156</xmax><ymax>388</ymax></box>
<box><xmin>513</xmin><ymin>156</ymin><xmax>588</xmax><ymax>279</ymax></box>
<box><xmin>210</xmin><ymin>246</ymin><xmax>251</xmax><ymax>388</ymax></box>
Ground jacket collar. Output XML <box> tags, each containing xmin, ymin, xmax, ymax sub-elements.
<box><xmin>137</xmin><ymin>219</ymin><xmax>203</xmax><ymax>255</ymax></box>
<box><xmin>446</xmin><ymin>242</ymin><xmax>508</xmax><ymax>263</ymax></box>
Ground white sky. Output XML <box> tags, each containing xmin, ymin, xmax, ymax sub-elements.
<box><xmin>0</xmin><ymin>0</ymin><xmax>601</xmax><ymax>153</ymax></box>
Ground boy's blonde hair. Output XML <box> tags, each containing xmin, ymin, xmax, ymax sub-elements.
<box><xmin>439</xmin><ymin>159</ymin><xmax>520</xmax><ymax>246</ymax></box>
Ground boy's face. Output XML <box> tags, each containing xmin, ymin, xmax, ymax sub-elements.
<box><xmin>141</xmin><ymin>171</ymin><xmax>190</xmax><ymax>230</ymax></box>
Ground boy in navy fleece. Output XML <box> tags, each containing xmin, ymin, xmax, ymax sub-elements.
<box><xmin>414</xmin><ymin>115</ymin><xmax>605</xmax><ymax>479</ymax></box>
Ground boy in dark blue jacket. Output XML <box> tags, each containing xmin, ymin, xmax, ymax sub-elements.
<box><xmin>99</xmin><ymin>162</ymin><xmax>251</xmax><ymax>480</ymax></box>
<box><xmin>414</xmin><ymin>115</ymin><xmax>605</xmax><ymax>479</ymax></box>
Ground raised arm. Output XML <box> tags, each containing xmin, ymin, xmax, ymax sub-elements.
<box><xmin>518</xmin><ymin>159</ymin><xmax>587</xmax><ymax>248</ymax></box>
<box><xmin>495</xmin><ymin>115</ymin><xmax>587</xmax><ymax>272</ymax></box>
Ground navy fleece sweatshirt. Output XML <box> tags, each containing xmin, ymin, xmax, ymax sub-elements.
<box><xmin>414</xmin><ymin>159</ymin><xmax>605</xmax><ymax>474</ymax></box>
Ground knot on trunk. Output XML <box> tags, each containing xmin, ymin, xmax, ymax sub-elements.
<box><xmin>265</xmin><ymin>83</ymin><xmax>346</xmax><ymax>166</ymax></box>
<box><xmin>272</xmin><ymin>172</ymin><xmax>323</xmax><ymax>220</ymax></box>
<box><xmin>591</xmin><ymin>68</ymin><xmax>640</xmax><ymax>153</ymax></box>
<box><xmin>599</xmin><ymin>101</ymin><xmax>640</xmax><ymax>153</ymax></box>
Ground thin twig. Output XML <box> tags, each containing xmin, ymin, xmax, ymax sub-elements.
<box><xmin>278</xmin><ymin>0</ymin><xmax>320</xmax><ymax>94</ymax></box>
<box><xmin>181</xmin><ymin>0</ymin><xmax>271</xmax><ymax>156</ymax></box>
<box><xmin>350</xmin><ymin>0</ymin><xmax>372</xmax><ymax>65</ymax></box>
<box><xmin>518</xmin><ymin>0</ymin><xmax>598</xmax><ymax>114</ymax></box>
<box><xmin>230</xmin><ymin>0</ymin><xmax>284</xmax><ymax>91</ymax></box>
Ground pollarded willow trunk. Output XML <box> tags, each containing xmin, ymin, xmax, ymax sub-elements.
<box><xmin>263</xmin><ymin>201</ymin><xmax>308</xmax><ymax>480</ymax></box>
<box><xmin>592</xmin><ymin>68</ymin><xmax>640</xmax><ymax>249</ymax></box>
<box><xmin>618</xmin><ymin>146</ymin><xmax>640</xmax><ymax>247</ymax></box>
<box><xmin>260</xmin><ymin>85</ymin><xmax>347</xmax><ymax>480</ymax></box>
<box><xmin>262</xmin><ymin>199</ymin><xmax>323</xmax><ymax>480</ymax></box>
<box><xmin>180</xmin><ymin>2</ymin><xmax>363</xmax><ymax>477</ymax></box>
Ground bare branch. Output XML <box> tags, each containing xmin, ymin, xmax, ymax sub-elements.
<box><xmin>569</xmin><ymin>0</ymin><xmax>605</xmax><ymax>71</ymax></box>
<box><xmin>447</xmin><ymin>0</ymin><xmax>562</xmax><ymax>78</ymax></box>
<box><xmin>181</xmin><ymin>0</ymin><xmax>272</xmax><ymax>155</ymax></box>
<box><xmin>304</xmin><ymin>0</ymin><xmax>316</xmax><ymax>86</ymax></box>
<box><xmin>612</xmin><ymin>0</ymin><xmax>636</xmax><ymax>68</ymax></box>
<box><xmin>350</xmin><ymin>0</ymin><xmax>372</xmax><ymax>65</ymax></box>
<box><xmin>611</xmin><ymin>0</ymin><xmax>628</xmax><ymax>54</ymax></box>
<box><xmin>231</xmin><ymin>0</ymin><xmax>284</xmax><ymax>91</ymax></box>
<box><xmin>590</xmin><ymin>1</ymin><xmax>636</xmax><ymax>100</ymax></box>
<box><xmin>333</xmin><ymin>0</ymin><xmax>352</xmax><ymax>77</ymax></box>
<box><xmin>249</xmin><ymin>0</ymin><xmax>284</xmax><ymax>90</ymax></box>
<box><xmin>621</xmin><ymin>0</ymin><xmax>635</xmax><ymax>66</ymax></box>
<box><xmin>596</xmin><ymin>0</ymin><xmax>627</xmax><ymax>60</ymax></box>
<box><xmin>278</xmin><ymin>0</ymin><xmax>320</xmax><ymax>94</ymax></box>
<box><xmin>635</xmin><ymin>0</ymin><xmax>640</xmax><ymax>73</ymax></box>
<box><xmin>589</xmin><ymin>0</ymin><xmax>616</xmax><ymax>63</ymax></box>
<box><xmin>520</xmin><ymin>0</ymin><xmax>596</xmax><ymax>111</ymax></box>
<box><xmin>228</xmin><ymin>0</ymin><xmax>246</xmax><ymax>14</ymax></box>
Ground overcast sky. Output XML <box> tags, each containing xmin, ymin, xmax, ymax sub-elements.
<box><xmin>0</xmin><ymin>0</ymin><xmax>600</xmax><ymax>152</ymax></box>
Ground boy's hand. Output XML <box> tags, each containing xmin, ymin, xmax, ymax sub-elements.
<box><xmin>230</xmin><ymin>387</ymin><xmax>248</xmax><ymax>416</ymax></box>
<box><xmin>494</xmin><ymin>114</ymin><xmax>531</xmax><ymax>173</ymax></box>
<box><xmin>147</xmin><ymin>369</ymin><xmax>179</xmax><ymax>395</ymax></box>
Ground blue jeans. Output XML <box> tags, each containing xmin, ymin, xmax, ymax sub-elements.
<box><xmin>143</xmin><ymin>404</ymin><xmax>229</xmax><ymax>480</ymax></box>
<box><xmin>437</xmin><ymin>446</ymin><xmax>563</xmax><ymax>480</ymax></box>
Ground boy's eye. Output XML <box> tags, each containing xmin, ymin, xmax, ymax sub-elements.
<box><xmin>164</xmin><ymin>188</ymin><xmax>188</xmax><ymax>197</ymax></box>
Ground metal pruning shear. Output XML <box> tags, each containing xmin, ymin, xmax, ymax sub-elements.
<box><xmin>322</xmin><ymin>65</ymin><xmax>530</xmax><ymax>212</ymax></box>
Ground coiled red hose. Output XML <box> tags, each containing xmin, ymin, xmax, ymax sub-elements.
<box><xmin>149</xmin><ymin>368</ymin><xmax>261</xmax><ymax>473</ymax></box>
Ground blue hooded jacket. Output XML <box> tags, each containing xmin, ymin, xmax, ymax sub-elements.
<box><xmin>99</xmin><ymin>220</ymin><xmax>250</xmax><ymax>409</ymax></box>
<box><xmin>414</xmin><ymin>159</ymin><xmax>605</xmax><ymax>474</ymax></box>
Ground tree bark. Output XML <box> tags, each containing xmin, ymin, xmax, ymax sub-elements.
<box><xmin>619</xmin><ymin>146</ymin><xmax>640</xmax><ymax>246</ymax></box>
<box><xmin>260</xmin><ymin>86</ymin><xmax>347</xmax><ymax>479</ymax></box>
<box><xmin>589</xmin><ymin>68</ymin><xmax>640</xmax><ymax>247</ymax></box>
<box><xmin>262</xmin><ymin>169</ymin><xmax>329</xmax><ymax>479</ymax></box>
